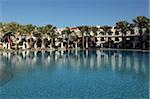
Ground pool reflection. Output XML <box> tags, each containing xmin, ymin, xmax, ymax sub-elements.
<box><xmin>0</xmin><ymin>50</ymin><xmax>149</xmax><ymax>76</ymax></box>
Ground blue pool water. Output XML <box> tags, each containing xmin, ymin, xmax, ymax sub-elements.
<box><xmin>0</xmin><ymin>50</ymin><xmax>149</xmax><ymax>99</ymax></box>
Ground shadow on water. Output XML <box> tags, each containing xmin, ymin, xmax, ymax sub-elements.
<box><xmin>0</xmin><ymin>69</ymin><xmax>13</xmax><ymax>87</ymax></box>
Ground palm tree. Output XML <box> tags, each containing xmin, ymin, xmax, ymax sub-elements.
<box><xmin>0</xmin><ymin>22</ymin><xmax>6</xmax><ymax>37</ymax></box>
<box><xmin>4</xmin><ymin>22</ymin><xmax>23</xmax><ymax>49</ymax></box>
<box><xmin>71</xmin><ymin>31</ymin><xmax>79</xmax><ymax>49</ymax></box>
<box><xmin>133</xmin><ymin>16</ymin><xmax>149</xmax><ymax>48</ymax></box>
<box><xmin>23</xmin><ymin>24</ymin><xmax>36</xmax><ymax>49</ymax></box>
<box><xmin>91</xmin><ymin>26</ymin><xmax>98</xmax><ymax>47</ymax></box>
<box><xmin>48</xmin><ymin>29</ymin><xmax>57</xmax><ymax>48</ymax></box>
<box><xmin>115</xmin><ymin>21</ymin><xmax>129</xmax><ymax>48</ymax></box>
<box><xmin>77</xmin><ymin>26</ymin><xmax>86</xmax><ymax>49</ymax></box>
<box><xmin>61</xmin><ymin>29</ymin><xmax>66</xmax><ymax>49</ymax></box>
<box><xmin>62</xmin><ymin>27</ymin><xmax>73</xmax><ymax>49</ymax></box>
<box><xmin>100</xmin><ymin>26</ymin><xmax>112</xmax><ymax>48</ymax></box>
<box><xmin>2</xmin><ymin>32</ymin><xmax>14</xmax><ymax>49</ymax></box>
<box><xmin>36</xmin><ymin>26</ymin><xmax>48</xmax><ymax>49</ymax></box>
<box><xmin>84</xmin><ymin>26</ymin><xmax>90</xmax><ymax>49</ymax></box>
<box><xmin>47</xmin><ymin>26</ymin><xmax>57</xmax><ymax>48</ymax></box>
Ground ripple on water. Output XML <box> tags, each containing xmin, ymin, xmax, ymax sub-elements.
<box><xmin>0</xmin><ymin>69</ymin><xmax>13</xmax><ymax>87</ymax></box>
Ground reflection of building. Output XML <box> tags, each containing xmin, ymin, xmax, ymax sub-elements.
<box><xmin>0</xmin><ymin>50</ymin><xmax>148</xmax><ymax>75</ymax></box>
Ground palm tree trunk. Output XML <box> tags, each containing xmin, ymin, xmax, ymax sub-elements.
<box><xmin>82</xmin><ymin>33</ymin><xmax>84</xmax><ymax>49</ymax></box>
<box><xmin>50</xmin><ymin>38</ymin><xmax>53</xmax><ymax>48</ymax></box>
<box><xmin>15</xmin><ymin>34</ymin><xmax>17</xmax><ymax>50</ymax></box>
<box><xmin>42</xmin><ymin>36</ymin><xmax>45</xmax><ymax>49</ymax></box>
<box><xmin>143</xmin><ymin>42</ymin><xmax>145</xmax><ymax>49</ymax></box>
<box><xmin>139</xmin><ymin>27</ymin><xmax>143</xmax><ymax>48</ymax></box>
<box><xmin>67</xmin><ymin>40</ymin><xmax>69</xmax><ymax>50</ymax></box>
<box><xmin>86</xmin><ymin>32</ymin><xmax>88</xmax><ymax>49</ymax></box>
<box><xmin>61</xmin><ymin>35</ymin><xmax>64</xmax><ymax>49</ymax></box>
<box><xmin>75</xmin><ymin>42</ymin><xmax>78</xmax><ymax>48</ymax></box>
<box><xmin>52</xmin><ymin>38</ymin><xmax>54</xmax><ymax>47</ymax></box>
<box><xmin>42</xmin><ymin>39</ymin><xmax>45</xmax><ymax>49</ymax></box>
<box><xmin>93</xmin><ymin>32</ymin><xmax>96</xmax><ymax>47</ymax></box>
<box><xmin>30</xmin><ymin>33</ymin><xmax>32</xmax><ymax>49</ymax></box>
<box><xmin>8</xmin><ymin>38</ymin><xmax>11</xmax><ymax>50</ymax></box>
<box><xmin>122</xmin><ymin>33</ymin><xmax>124</xmax><ymax>48</ymax></box>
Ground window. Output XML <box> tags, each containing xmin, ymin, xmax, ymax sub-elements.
<box><xmin>108</xmin><ymin>31</ymin><xmax>112</xmax><ymax>35</ymax></box>
<box><xmin>115</xmin><ymin>37</ymin><xmax>119</xmax><ymax>41</ymax></box>
<box><xmin>108</xmin><ymin>37</ymin><xmax>111</xmax><ymax>41</ymax></box>
<box><xmin>115</xmin><ymin>31</ymin><xmax>119</xmax><ymax>35</ymax></box>
<box><xmin>101</xmin><ymin>37</ymin><xmax>104</xmax><ymax>41</ymax></box>
<box><xmin>131</xmin><ymin>30</ymin><xmax>134</xmax><ymax>34</ymax></box>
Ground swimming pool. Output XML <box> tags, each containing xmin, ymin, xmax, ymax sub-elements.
<box><xmin>0</xmin><ymin>50</ymin><xmax>149</xmax><ymax>99</ymax></box>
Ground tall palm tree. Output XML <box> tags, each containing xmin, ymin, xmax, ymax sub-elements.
<box><xmin>115</xmin><ymin>21</ymin><xmax>129</xmax><ymax>48</ymax></box>
<box><xmin>133</xmin><ymin>16</ymin><xmax>149</xmax><ymax>35</ymax></box>
<box><xmin>47</xmin><ymin>26</ymin><xmax>57</xmax><ymax>48</ymax></box>
<box><xmin>91</xmin><ymin>26</ymin><xmax>98</xmax><ymax>47</ymax></box>
<box><xmin>0</xmin><ymin>22</ymin><xmax>6</xmax><ymax>37</ymax></box>
<box><xmin>77</xmin><ymin>26</ymin><xmax>86</xmax><ymax>49</ymax></box>
<box><xmin>36</xmin><ymin>26</ymin><xmax>48</xmax><ymax>49</ymax></box>
<box><xmin>61</xmin><ymin>29</ymin><xmax>66</xmax><ymax>48</ymax></box>
<box><xmin>100</xmin><ymin>26</ymin><xmax>112</xmax><ymax>48</ymax></box>
<box><xmin>84</xmin><ymin>26</ymin><xmax>90</xmax><ymax>49</ymax></box>
<box><xmin>71</xmin><ymin>31</ymin><xmax>79</xmax><ymax>48</ymax></box>
<box><xmin>2</xmin><ymin>32</ymin><xmax>14</xmax><ymax>49</ymax></box>
<box><xmin>23</xmin><ymin>24</ymin><xmax>36</xmax><ymax>49</ymax></box>
<box><xmin>5</xmin><ymin>22</ymin><xmax>23</xmax><ymax>49</ymax></box>
<box><xmin>133</xmin><ymin>16</ymin><xmax>149</xmax><ymax>48</ymax></box>
<box><xmin>62</xmin><ymin>27</ymin><xmax>73</xmax><ymax>49</ymax></box>
<box><xmin>48</xmin><ymin>29</ymin><xmax>57</xmax><ymax>48</ymax></box>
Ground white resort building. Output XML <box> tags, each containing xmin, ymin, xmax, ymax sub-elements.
<box><xmin>0</xmin><ymin>25</ymin><xmax>149</xmax><ymax>50</ymax></box>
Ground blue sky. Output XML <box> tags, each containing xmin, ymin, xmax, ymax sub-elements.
<box><xmin>0</xmin><ymin>0</ymin><xmax>149</xmax><ymax>27</ymax></box>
